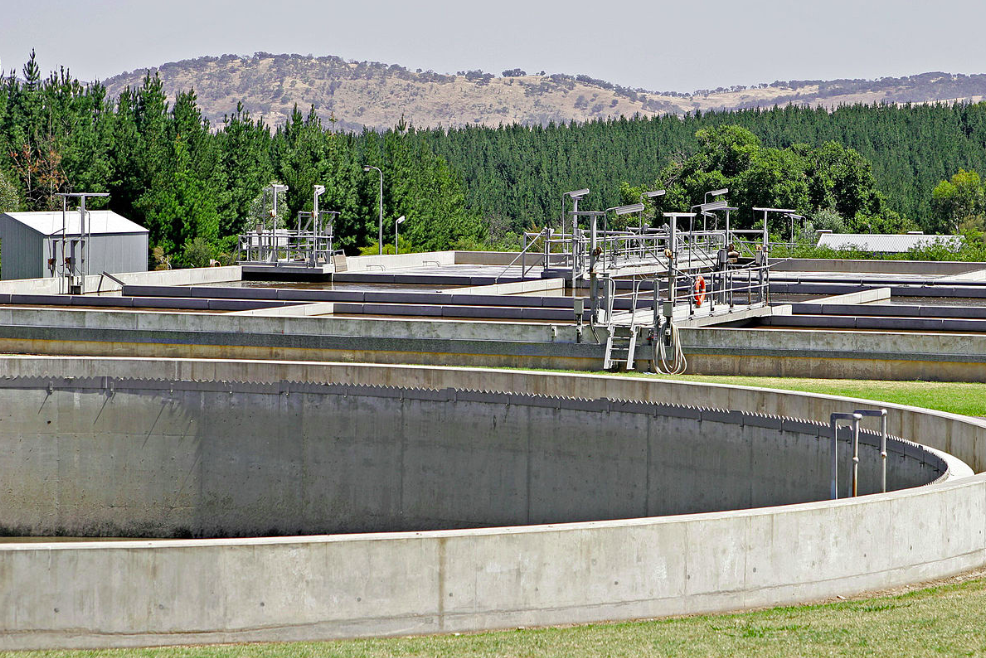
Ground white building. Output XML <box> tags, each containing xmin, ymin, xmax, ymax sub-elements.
<box><xmin>0</xmin><ymin>210</ymin><xmax>149</xmax><ymax>280</ymax></box>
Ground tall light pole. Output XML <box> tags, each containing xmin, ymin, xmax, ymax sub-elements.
<box><xmin>268</xmin><ymin>184</ymin><xmax>289</xmax><ymax>263</ymax></box>
<box><xmin>310</xmin><ymin>185</ymin><xmax>325</xmax><ymax>232</ymax></box>
<box><xmin>363</xmin><ymin>165</ymin><xmax>383</xmax><ymax>255</ymax></box>
<box><xmin>562</xmin><ymin>188</ymin><xmax>589</xmax><ymax>239</ymax></box>
<box><xmin>395</xmin><ymin>215</ymin><xmax>406</xmax><ymax>254</ymax></box>
<box><xmin>692</xmin><ymin>188</ymin><xmax>729</xmax><ymax>235</ymax></box>
<box><xmin>270</xmin><ymin>184</ymin><xmax>289</xmax><ymax>227</ymax></box>
<box><xmin>704</xmin><ymin>188</ymin><xmax>728</xmax><ymax>205</ymax></box>
<box><xmin>640</xmin><ymin>189</ymin><xmax>666</xmax><ymax>231</ymax></box>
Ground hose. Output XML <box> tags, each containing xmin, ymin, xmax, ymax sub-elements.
<box><xmin>656</xmin><ymin>319</ymin><xmax>688</xmax><ymax>375</ymax></box>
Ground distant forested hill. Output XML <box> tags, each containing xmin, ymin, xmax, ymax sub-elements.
<box><xmin>5</xmin><ymin>51</ymin><xmax>986</xmax><ymax>268</ymax></box>
<box><xmin>101</xmin><ymin>53</ymin><xmax>986</xmax><ymax>131</ymax></box>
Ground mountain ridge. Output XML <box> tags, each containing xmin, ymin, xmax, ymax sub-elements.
<box><xmin>101</xmin><ymin>53</ymin><xmax>986</xmax><ymax>131</ymax></box>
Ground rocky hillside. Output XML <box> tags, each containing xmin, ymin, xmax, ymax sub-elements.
<box><xmin>102</xmin><ymin>53</ymin><xmax>986</xmax><ymax>131</ymax></box>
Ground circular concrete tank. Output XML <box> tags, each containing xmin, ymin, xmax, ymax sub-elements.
<box><xmin>0</xmin><ymin>358</ymin><xmax>981</xmax><ymax>651</ymax></box>
<box><xmin>0</xmin><ymin>377</ymin><xmax>949</xmax><ymax>538</ymax></box>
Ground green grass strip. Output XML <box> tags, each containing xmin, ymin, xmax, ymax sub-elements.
<box><xmin>501</xmin><ymin>367</ymin><xmax>986</xmax><ymax>417</ymax></box>
<box><xmin>619</xmin><ymin>372</ymin><xmax>986</xmax><ymax>417</ymax></box>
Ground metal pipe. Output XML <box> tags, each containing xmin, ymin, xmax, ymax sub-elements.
<box><xmin>881</xmin><ymin>412</ymin><xmax>888</xmax><ymax>493</ymax></box>
<box><xmin>79</xmin><ymin>196</ymin><xmax>87</xmax><ymax>289</ymax></box>
<box><xmin>851</xmin><ymin>414</ymin><xmax>861</xmax><ymax>497</ymax></box>
<box><xmin>561</xmin><ymin>194</ymin><xmax>566</xmax><ymax>249</ymax></box>
<box><xmin>829</xmin><ymin>412</ymin><xmax>862</xmax><ymax>499</ymax></box>
<box><xmin>854</xmin><ymin>409</ymin><xmax>889</xmax><ymax>494</ymax></box>
<box><xmin>590</xmin><ymin>213</ymin><xmax>599</xmax><ymax>322</ymax></box>
<box><xmin>571</xmin><ymin>196</ymin><xmax>580</xmax><ymax>287</ymax></box>
<box><xmin>522</xmin><ymin>232</ymin><xmax>527</xmax><ymax>276</ymax></box>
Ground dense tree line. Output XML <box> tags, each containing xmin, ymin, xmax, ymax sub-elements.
<box><xmin>2</xmin><ymin>52</ymin><xmax>986</xmax><ymax>267</ymax></box>
<box><xmin>422</xmin><ymin>102</ymin><xmax>986</xmax><ymax>235</ymax></box>
<box><xmin>0</xmin><ymin>53</ymin><xmax>481</xmax><ymax>265</ymax></box>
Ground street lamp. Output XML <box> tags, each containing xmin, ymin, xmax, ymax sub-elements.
<box><xmin>639</xmin><ymin>189</ymin><xmax>665</xmax><ymax>230</ymax></box>
<box><xmin>753</xmin><ymin>207</ymin><xmax>800</xmax><ymax>246</ymax></box>
<box><xmin>310</xmin><ymin>185</ymin><xmax>326</xmax><ymax>232</ymax></box>
<box><xmin>691</xmin><ymin>189</ymin><xmax>728</xmax><ymax>235</ymax></box>
<box><xmin>606</xmin><ymin>203</ymin><xmax>646</xmax><ymax>216</ymax></box>
<box><xmin>270</xmin><ymin>184</ymin><xmax>289</xmax><ymax>225</ymax></box>
<box><xmin>598</xmin><ymin>203</ymin><xmax>646</xmax><ymax>269</ymax></box>
<box><xmin>395</xmin><ymin>215</ymin><xmax>406</xmax><ymax>255</ymax></box>
<box><xmin>704</xmin><ymin>188</ymin><xmax>728</xmax><ymax>204</ymax></box>
<box><xmin>603</xmin><ymin>202</ymin><xmax>645</xmax><ymax>234</ymax></box>
<box><xmin>562</xmin><ymin>188</ymin><xmax>589</xmax><ymax>240</ymax></box>
<box><xmin>363</xmin><ymin>165</ymin><xmax>383</xmax><ymax>255</ymax></box>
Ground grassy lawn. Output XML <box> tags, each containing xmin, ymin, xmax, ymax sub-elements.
<box><xmin>6</xmin><ymin>374</ymin><xmax>984</xmax><ymax>658</ymax></box>
<box><xmin>514</xmin><ymin>367</ymin><xmax>986</xmax><ymax>417</ymax></box>
<box><xmin>621</xmin><ymin>373</ymin><xmax>986</xmax><ymax>418</ymax></box>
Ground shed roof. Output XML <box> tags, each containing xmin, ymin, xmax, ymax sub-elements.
<box><xmin>0</xmin><ymin>211</ymin><xmax>148</xmax><ymax>237</ymax></box>
<box><xmin>817</xmin><ymin>233</ymin><xmax>962</xmax><ymax>253</ymax></box>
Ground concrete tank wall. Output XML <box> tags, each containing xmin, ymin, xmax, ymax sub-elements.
<box><xmin>0</xmin><ymin>358</ymin><xmax>983</xmax><ymax>651</ymax></box>
<box><xmin>3</xmin><ymin>357</ymin><xmax>978</xmax><ymax>472</ymax></box>
<box><xmin>3</xmin><ymin>303</ymin><xmax>986</xmax><ymax>381</ymax></box>
<box><xmin>0</xmin><ymin>379</ymin><xmax>945</xmax><ymax>539</ymax></box>
<box><xmin>2</xmin><ymin>469</ymin><xmax>984</xmax><ymax>650</ymax></box>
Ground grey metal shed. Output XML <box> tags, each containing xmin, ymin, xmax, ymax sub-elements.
<box><xmin>0</xmin><ymin>210</ymin><xmax>149</xmax><ymax>280</ymax></box>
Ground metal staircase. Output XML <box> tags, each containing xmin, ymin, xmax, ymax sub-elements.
<box><xmin>603</xmin><ymin>325</ymin><xmax>639</xmax><ymax>371</ymax></box>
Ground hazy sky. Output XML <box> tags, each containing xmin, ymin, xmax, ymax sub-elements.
<box><xmin>4</xmin><ymin>0</ymin><xmax>986</xmax><ymax>92</ymax></box>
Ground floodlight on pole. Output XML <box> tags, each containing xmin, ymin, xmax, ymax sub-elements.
<box><xmin>608</xmin><ymin>203</ymin><xmax>646</xmax><ymax>216</ymax></box>
<box><xmin>637</xmin><ymin>190</ymin><xmax>665</xmax><ymax>230</ymax></box>
<box><xmin>698</xmin><ymin>199</ymin><xmax>728</xmax><ymax>212</ymax></box>
<box><xmin>270</xmin><ymin>184</ymin><xmax>289</xmax><ymax>221</ymax></box>
<box><xmin>705</xmin><ymin>188</ymin><xmax>728</xmax><ymax>204</ymax></box>
<box><xmin>601</xmin><ymin>203</ymin><xmax>646</xmax><ymax>248</ymax></box>
<box><xmin>561</xmin><ymin>188</ymin><xmax>589</xmax><ymax>243</ymax></box>
<box><xmin>395</xmin><ymin>215</ymin><xmax>406</xmax><ymax>255</ymax></box>
<box><xmin>363</xmin><ymin>165</ymin><xmax>384</xmax><ymax>255</ymax></box>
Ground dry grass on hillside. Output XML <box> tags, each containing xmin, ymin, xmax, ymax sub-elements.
<box><xmin>102</xmin><ymin>55</ymin><xmax>986</xmax><ymax>131</ymax></box>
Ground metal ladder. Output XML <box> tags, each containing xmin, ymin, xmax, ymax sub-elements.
<box><xmin>603</xmin><ymin>325</ymin><xmax>638</xmax><ymax>371</ymax></box>
<box><xmin>602</xmin><ymin>281</ymin><xmax>642</xmax><ymax>371</ymax></box>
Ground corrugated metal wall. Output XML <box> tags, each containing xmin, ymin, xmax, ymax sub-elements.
<box><xmin>86</xmin><ymin>232</ymin><xmax>149</xmax><ymax>276</ymax></box>
<box><xmin>2</xmin><ymin>217</ymin><xmax>148</xmax><ymax>280</ymax></box>
<box><xmin>0</xmin><ymin>216</ymin><xmax>45</xmax><ymax>280</ymax></box>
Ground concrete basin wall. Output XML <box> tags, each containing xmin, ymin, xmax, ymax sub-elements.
<box><xmin>772</xmin><ymin>258</ymin><xmax>986</xmax><ymax>276</ymax></box>
<box><xmin>2</xmin><ymin>304</ymin><xmax>986</xmax><ymax>380</ymax></box>
<box><xmin>0</xmin><ymin>266</ymin><xmax>242</xmax><ymax>296</ymax></box>
<box><xmin>0</xmin><ymin>357</ymin><xmax>983</xmax><ymax>650</ymax></box>
<box><xmin>0</xmin><ymin>378</ymin><xmax>946</xmax><ymax>539</ymax></box>
<box><xmin>5</xmin><ymin>478</ymin><xmax>984</xmax><ymax>651</ymax></box>
<box><xmin>2</xmin><ymin>357</ymin><xmax>979</xmax><ymax>472</ymax></box>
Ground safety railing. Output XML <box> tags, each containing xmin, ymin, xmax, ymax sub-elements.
<box><xmin>829</xmin><ymin>409</ymin><xmax>889</xmax><ymax>499</ymax></box>
<box><xmin>237</xmin><ymin>229</ymin><xmax>338</xmax><ymax>267</ymax></box>
<box><xmin>495</xmin><ymin>228</ymin><xmax>557</xmax><ymax>283</ymax></box>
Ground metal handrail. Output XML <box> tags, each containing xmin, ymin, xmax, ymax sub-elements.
<box><xmin>496</xmin><ymin>228</ymin><xmax>550</xmax><ymax>283</ymax></box>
